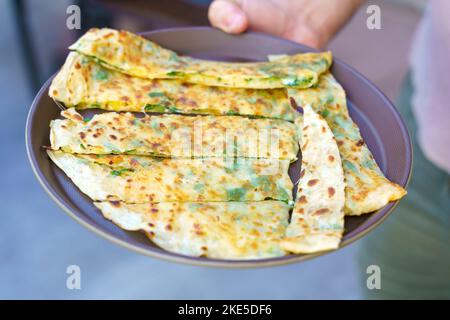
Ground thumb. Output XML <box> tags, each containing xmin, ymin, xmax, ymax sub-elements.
<box><xmin>208</xmin><ymin>0</ymin><xmax>248</xmax><ymax>34</ymax></box>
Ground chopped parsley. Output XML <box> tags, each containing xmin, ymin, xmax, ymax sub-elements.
<box><xmin>320</xmin><ymin>109</ymin><xmax>330</xmax><ymax>118</ymax></box>
<box><xmin>110</xmin><ymin>168</ymin><xmax>132</xmax><ymax>176</ymax></box>
<box><xmin>193</xmin><ymin>183</ymin><xmax>205</xmax><ymax>193</ymax></box>
<box><xmin>251</xmin><ymin>176</ymin><xmax>272</xmax><ymax>192</ymax></box>
<box><xmin>166</xmin><ymin>71</ymin><xmax>184</xmax><ymax>77</ymax></box>
<box><xmin>144</xmin><ymin>104</ymin><xmax>166</xmax><ymax>113</ymax></box>
<box><xmin>226</xmin><ymin>187</ymin><xmax>247</xmax><ymax>201</ymax></box>
<box><xmin>276</xmin><ymin>186</ymin><xmax>290</xmax><ymax>202</ymax></box>
<box><xmin>148</xmin><ymin>92</ymin><xmax>166</xmax><ymax>98</ymax></box>
<box><xmin>167</xmin><ymin>106</ymin><xmax>180</xmax><ymax>113</ymax></box>
<box><xmin>282</xmin><ymin>75</ymin><xmax>313</xmax><ymax>87</ymax></box>
<box><xmin>93</xmin><ymin>69</ymin><xmax>108</xmax><ymax>81</ymax></box>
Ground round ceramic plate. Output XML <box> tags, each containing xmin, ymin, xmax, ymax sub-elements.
<box><xmin>26</xmin><ymin>27</ymin><xmax>412</xmax><ymax>268</ymax></box>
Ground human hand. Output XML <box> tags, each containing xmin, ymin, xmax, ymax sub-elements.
<box><xmin>208</xmin><ymin>0</ymin><xmax>363</xmax><ymax>49</ymax></box>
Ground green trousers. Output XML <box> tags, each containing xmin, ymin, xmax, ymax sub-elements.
<box><xmin>358</xmin><ymin>75</ymin><xmax>450</xmax><ymax>299</ymax></box>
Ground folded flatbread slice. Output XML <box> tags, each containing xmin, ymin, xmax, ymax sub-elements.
<box><xmin>95</xmin><ymin>200</ymin><xmax>290</xmax><ymax>259</ymax></box>
<box><xmin>281</xmin><ymin>105</ymin><xmax>345</xmax><ymax>254</ymax></box>
<box><xmin>289</xmin><ymin>73</ymin><xmax>406</xmax><ymax>215</ymax></box>
<box><xmin>49</xmin><ymin>53</ymin><xmax>299</xmax><ymax>121</ymax></box>
<box><xmin>47</xmin><ymin>150</ymin><xmax>293</xmax><ymax>203</ymax></box>
<box><xmin>69</xmin><ymin>28</ymin><xmax>332</xmax><ymax>89</ymax></box>
<box><xmin>50</xmin><ymin>109</ymin><xmax>299</xmax><ymax>161</ymax></box>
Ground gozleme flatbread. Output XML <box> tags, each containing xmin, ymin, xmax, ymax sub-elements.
<box><xmin>49</xmin><ymin>53</ymin><xmax>299</xmax><ymax>121</ymax></box>
<box><xmin>95</xmin><ymin>200</ymin><xmax>290</xmax><ymax>259</ymax></box>
<box><xmin>47</xmin><ymin>150</ymin><xmax>293</xmax><ymax>203</ymax></box>
<box><xmin>289</xmin><ymin>73</ymin><xmax>406</xmax><ymax>215</ymax></box>
<box><xmin>281</xmin><ymin>105</ymin><xmax>345</xmax><ymax>254</ymax></box>
<box><xmin>50</xmin><ymin>109</ymin><xmax>299</xmax><ymax>161</ymax></box>
<box><xmin>69</xmin><ymin>28</ymin><xmax>332</xmax><ymax>89</ymax></box>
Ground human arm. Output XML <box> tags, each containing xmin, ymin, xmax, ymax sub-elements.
<box><xmin>208</xmin><ymin>0</ymin><xmax>363</xmax><ymax>49</ymax></box>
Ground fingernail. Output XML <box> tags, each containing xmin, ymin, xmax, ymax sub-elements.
<box><xmin>224</xmin><ymin>12</ymin><xmax>245</xmax><ymax>32</ymax></box>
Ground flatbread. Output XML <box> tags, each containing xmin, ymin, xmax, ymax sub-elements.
<box><xmin>95</xmin><ymin>200</ymin><xmax>290</xmax><ymax>259</ymax></box>
<box><xmin>289</xmin><ymin>73</ymin><xmax>406</xmax><ymax>215</ymax></box>
<box><xmin>47</xmin><ymin>150</ymin><xmax>293</xmax><ymax>203</ymax></box>
<box><xmin>281</xmin><ymin>105</ymin><xmax>345</xmax><ymax>254</ymax></box>
<box><xmin>50</xmin><ymin>109</ymin><xmax>299</xmax><ymax>161</ymax></box>
<box><xmin>49</xmin><ymin>52</ymin><xmax>299</xmax><ymax>121</ymax></box>
<box><xmin>69</xmin><ymin>28</ymin><xmax>332</xmax><ymax>89</ymax></box>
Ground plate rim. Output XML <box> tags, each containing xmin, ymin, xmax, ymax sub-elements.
<box><xmin>25</xmin><ymin>26</ymin><xmax>413</xmax><ymax>268</ymax></box>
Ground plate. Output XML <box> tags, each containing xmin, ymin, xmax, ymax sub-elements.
<box><xmin>26</xmin><ymin>27</ymin><xmax>412</xmax><ymax>267</ymax></box>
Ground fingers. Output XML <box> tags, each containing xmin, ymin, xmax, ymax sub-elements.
<box><xmin>208</xmin><ymin>0</ymin><xmax>248</xmax><ymax>34</ymax></box>
<box><xmin>285</xmin><ymin>25</ymin><xmax>326</xmax><ymax>49</ymax></box>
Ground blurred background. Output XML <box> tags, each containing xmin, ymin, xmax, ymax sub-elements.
<box><xmin>1</xmin><ymin>0</ymin><xmax>424</xmax><ymax>299</ymax></box>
